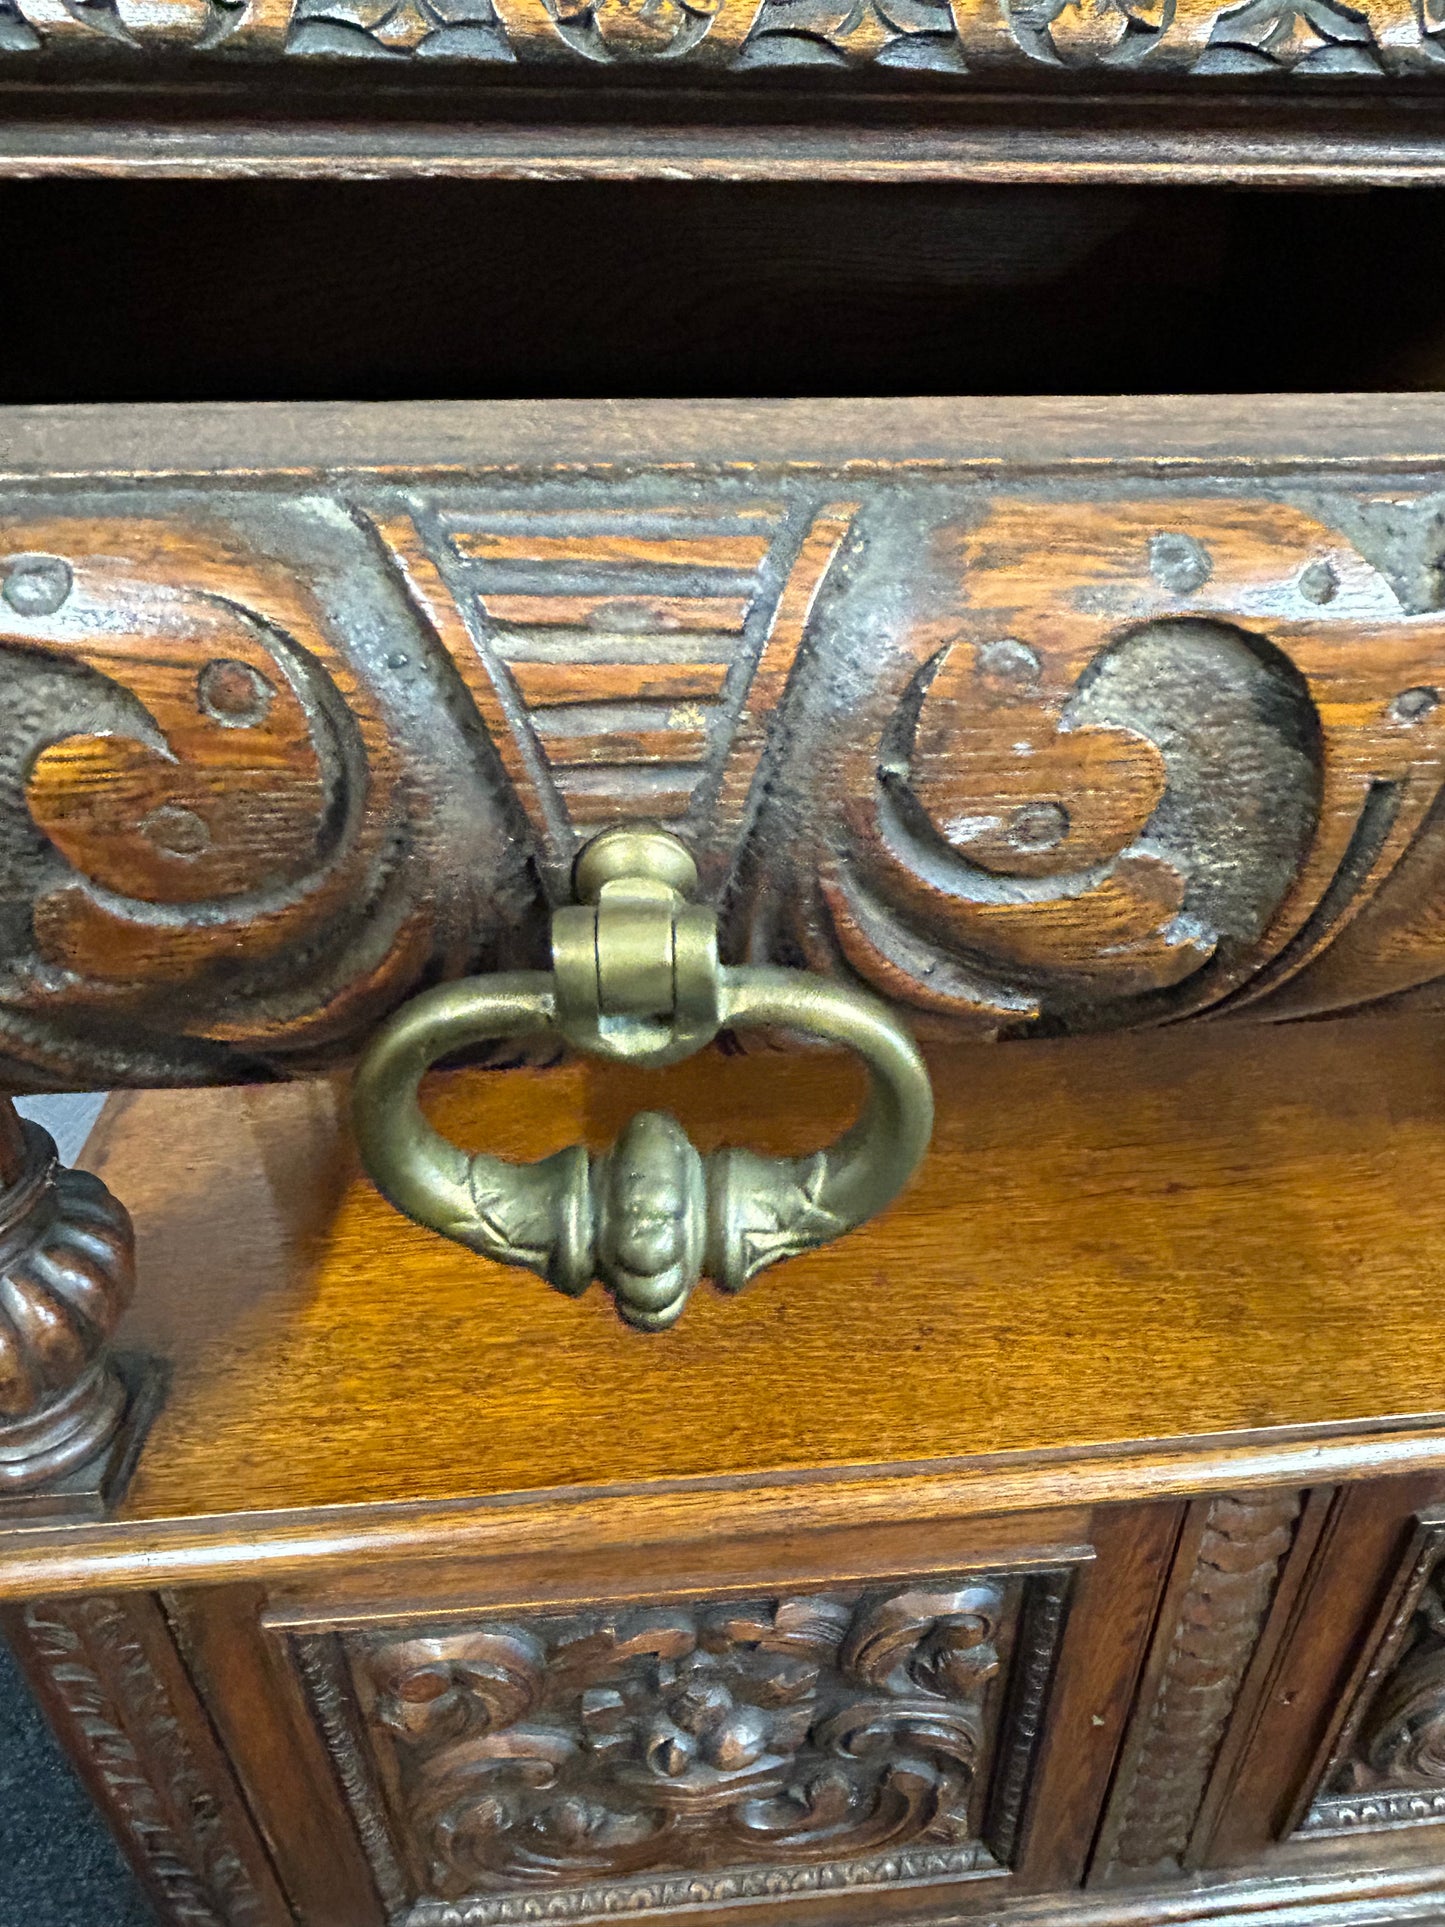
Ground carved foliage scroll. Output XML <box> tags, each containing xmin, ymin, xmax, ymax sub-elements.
<box><xmin>0</xmin><ymin>0</ymin><xmax>1442</xmax><ymax>77</ymax></box>
<box><xmin>300</xmin><ymin>1570</ymin><xmax>1073</xmax><ymax>1917</ymax></box>
<box><xmin>0</xmin><ymin>516</ymin><xmax>438</xmax><ymax>1087</ymax></box>
<box><xmin>744</xmin><ymin>491</ymin><xmax>1445</xmax><ymax>1040</ymax></box>
<box><xmin>1302</xmin><ymin>1519</ymin><xmax>1445</xmax><ymax>1835</ymax></box>
<box><xmin>5</xmin><ymin>475</ymin><xmax>1445</xmax><ymax>1086</ymax></box>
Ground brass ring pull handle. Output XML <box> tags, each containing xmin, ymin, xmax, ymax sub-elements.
<box><xmin>352</xmin><ymin>827</ymin><xmax>933</xmax><ymax>1331</ymax></box>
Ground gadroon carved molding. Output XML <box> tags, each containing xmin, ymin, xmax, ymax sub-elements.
<box><xmin>293</xmin><ymin>1568</ymin><xmax>1075</xmax><ymax>1919</ymax></box>
<box><xmin>8</xmin><ymin>465</ymin><xmax>1445</xmax><ymax>1086</ymax></box>
<box><xmin>1</xmin><ymin>0</ymin><xmax>1443</xmax><ymax>79</ymax></box>
<box><xmin>1100</xmin><ymin>1492</ymin><xmax>1304</xmax><ymax>1874</ymax></box>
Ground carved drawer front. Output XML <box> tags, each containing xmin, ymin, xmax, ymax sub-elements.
<box><xmin>1300</xmin><ymin>1515</ymin><xmax>1445</xmax><ymax>1841</ymax></box>
<box><xmin>285</xmin><ymin>1566</ymin><xmax>1076</xmax><ymax>1925</ymax></box>
<box><xmin>16</xmin><ymin>400</ymin><xmax>1445</xmax><ymax>1090</ymax></box>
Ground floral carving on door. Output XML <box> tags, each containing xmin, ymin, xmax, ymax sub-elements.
<box><xmin>296</xmin><ymin>1569</ymin><xmax>1075</xmax><ymax>1915</ymax></box>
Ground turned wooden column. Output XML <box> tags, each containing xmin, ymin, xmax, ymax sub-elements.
<box><xmin>0</xmin><ymin>1096</ymin><xmax>142</xmax><ymax>1514</ymax></box>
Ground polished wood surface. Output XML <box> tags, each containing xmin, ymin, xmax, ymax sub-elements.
<box><xmin>71</xmin><ymin>1009</ymin><xmax>1445</xmax><ymax>1526</ymax></box>
<box><xmin>8</xmin><ymin>1011</ymin><xmax>1445</xmax><ymax>1927</ymax></box>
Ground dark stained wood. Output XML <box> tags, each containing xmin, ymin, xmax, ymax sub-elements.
<box><xmin>0</xmin><ymin>1094</ymin><xmax>143</xmax><ymax>1509</ymax></box>
<box><xmin>0</xmin><ymin>1010</ymin><xmax>1432</xmax><ymax>1594</ymax></box>
<box><xmin>310</xmin><ymin>1569</ymin><xmax>1062</xmax><ymax>1900</ymax></box>
<box><xmin>0</xmin><ymin>0</ymin><xmax>1430</xmax><ymax>77</ymax></box>
<box><xmin>1213</xmin><ymin>1476</ymin><xmax>1445</xmax><ymax>1866</ymax></box>
<box><xmin>1091</xmin><ymin>1489</ymin><xmax>1337</xmax><ymax>1883</ymax></box>
<box><xmin>166</xmin><ymin>1585</ymin><xmax>388</xmax><ymax>1927</ymax></box>
<box><xmin>9</xmin><ymin>392</ymin><xmax>1445</xmax><ymax>477</ymax></box>
<box><xmin>1015</xmin><ymin>1500</ymin><xmax>1185</xmax><ymax>1893</ymax></box>
<box><xmin>3</xmin><ymin>5</ymin><xmax>1445</xmax><ymax>192</ymax></box>
<box><xmin>11</xmin><ymin>108</ymin><xmax>1445</xmax><ymax>185</ymax></box>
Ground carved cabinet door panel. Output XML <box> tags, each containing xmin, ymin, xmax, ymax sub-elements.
<box><xmin>1170</xmin><ymin>1473</ymin><xmax>1445</xmax><ymax>1881</ymax></box>
<box><xmin>157</xmin><ymin>1502</ymin><xmax>1182</xmax><ymax>1927</ymax></box>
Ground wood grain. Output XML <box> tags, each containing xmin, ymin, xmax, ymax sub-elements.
<box><xmin>0</xmin><ymin>0</ymin><xmax>1439</xmax><ymax>85</ymax></box>
<box><xmin>58</xmin><ymin>1009</ymin><xmax>1445</xmax><ymax>1530</ymax></box>
<box><xmin>0</xmin><ymin>1590</ymin><xmax>292</xmax><ymax>1926</ymax></box>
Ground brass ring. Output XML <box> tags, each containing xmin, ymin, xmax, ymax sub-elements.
<box><xmin>352</xmin><ymin>831</ymin><xmax>933</xmax><ymax>1331</ymax></box>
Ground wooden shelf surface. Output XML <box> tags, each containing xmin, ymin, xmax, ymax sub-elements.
<box><xmin>72</xmin><ymin>1010</ymin><xmax>1445</xmax><ymax>1528</ymax></box>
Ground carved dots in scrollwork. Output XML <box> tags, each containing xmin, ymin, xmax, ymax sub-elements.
<box><xmin>0</xmin><ymin>518</ymin><xmax>425</xmax><ymax>1082</ymax></box>
<box><xmin>311</xmin><ymin>1573</ymin><xmax>1071</xmax><ymax>1911</ymax></box>
<box><xmin>750</xmin><ymin>494</ymin><xmax>1445</xmax><ymax>1039</ymax></box>
<box><xmin>0</xmin><ymin>0</ymin><xmax>1439</xmax><ymax>77</ymax></box>
<box><xmin>6</xmin><ymin>479</ymin><xmax>1445</xmax><ymax>1085</ymax></box>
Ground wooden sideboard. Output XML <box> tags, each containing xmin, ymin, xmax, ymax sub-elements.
<box><xmin>9</xmin><ymin>396</ymin><xmax>1445</xmax><ymax>1926</ymax></box>
<box><xmin>9</xmin><ymin>1020</ymin><xmax>1445</xmax><ymax>1927</ymax></box>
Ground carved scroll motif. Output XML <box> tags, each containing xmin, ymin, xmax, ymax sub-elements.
<box><xmin>1302</xmin><ymin>1521</ymin><xmax>1445</xmax><ymax>1834</ymax></box>
<box><xmin>304</xmin><ymin>1572</ymin><xmax>1073</xmax><ymax>1913</ymax></box>
<box><xmin>743</xmin><ymin>493</ymin><xmax>1445</xmax><ymax>1040</ymax></box>
<box><xmin>5</xmin><ymin>478</ymin><xmax>1445</xmax><ymax>1085</ymax></box>
<box><xmin>0</xmin><ymin>0</ymin><xmax>1442</xmax><ymax>75</ymax></box>
<box><xmin>0</xmin><ymin>517</ymin><xmax>436</xmax><ymax>1086</ymax></box>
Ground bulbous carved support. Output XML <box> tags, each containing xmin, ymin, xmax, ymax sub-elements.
<box><xmin>0</xmin><ymin>1097</ymin><xmax>138</xmax><ymax>1501</ymax></box>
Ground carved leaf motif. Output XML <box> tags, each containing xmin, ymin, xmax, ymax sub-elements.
<box><xmin>842</xmin><ymin>1584</ymin><xmax>1004</xmax><ymax>1697</ymax></box>
<box><xmin>1201</xmin><ymin>0</ymin><xmax>1381</xmax><ymax>66</ymax></box>
<box><xmin>705</xmin><ymin>1147</ymin><xmax>847</xmax><ymax>1291</ymax></box>
<box><xmin>1</xmin><ymin>0</ymin><xmax>1445</xmax><ymax>73</ymax></box>
<box><xmin>372</xmin><ymin>1631</ymin><xmax>546</xmax><ymax>1742</ymax></box>
<box><xmin>1101</xmin><ymin>1491</ymin><xmax>1303</xmax><ymax>1874</ymax></box>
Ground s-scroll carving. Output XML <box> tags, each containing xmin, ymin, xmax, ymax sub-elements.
<box><xmin>740</xmin><ymin>497</ymin><xmax>1445</xmax><ymax>1037</ymax></box>
<box><xmin>0</xmin><ymin>520</ymin><xmax>423</xmax><ymax>1085</ymax></box>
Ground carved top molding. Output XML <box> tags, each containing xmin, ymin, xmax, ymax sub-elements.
<box><xmin>6</xmin><ymin>396</ymin><xmax>1445</xmax><ymax>482</ymax></box>
<box><xmin>0</xmin><ymin>0</ymin><xmax>1443</xmax><ymax>79</ymax></box>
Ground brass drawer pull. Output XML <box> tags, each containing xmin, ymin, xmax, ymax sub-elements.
<box><xmin>352</xmin><ymin>827</ymin><xmax>933</xmax><ymax>1330</ymax></box>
